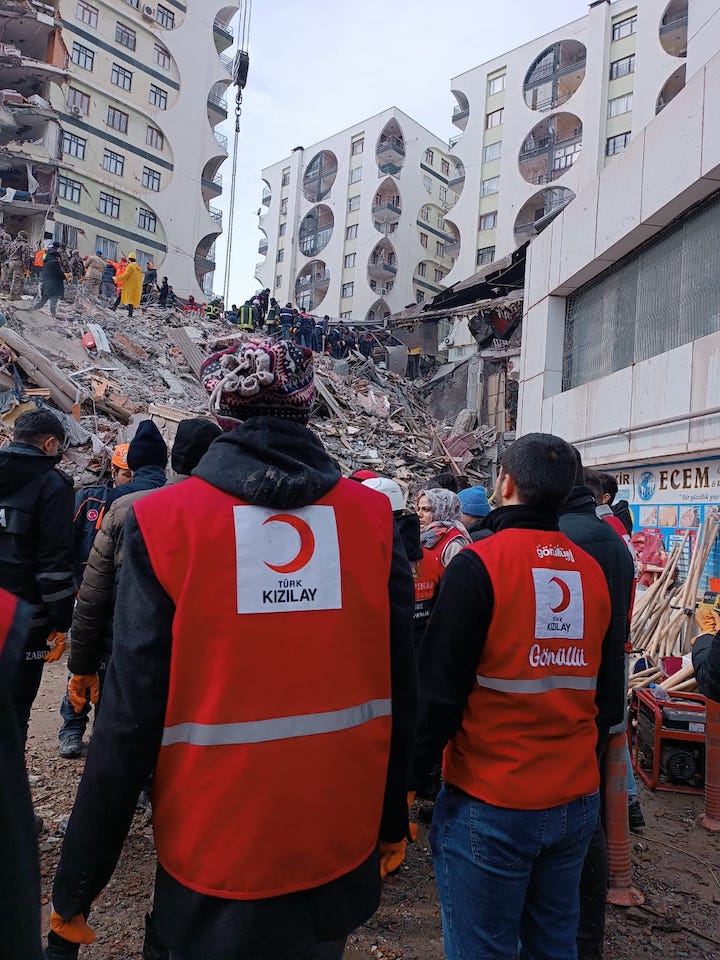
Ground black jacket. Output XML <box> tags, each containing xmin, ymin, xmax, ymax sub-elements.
<box><xmin>40</xmin><ymin>255</ymin><xmax>65</xmax><ymax>297</ymax></box>
<box><xmin>53</xmin><ymin>417</ymin><xmax>417</xmax><ymax>960</ymax></box>
<box><xmin>72</xmin><ymin>482</ymin><xmax>112</xmax><ymax>587</ymax></box>
<box><xmin>0</xmin><ymin>443</ymin><xmax>74</xmax><ymax>643</ymax></box>
<box><xmin>466</xmin><ymin>516</ymin><xmax>493</xmax><ymax>542</ymax></box>
<box><xmin>559</xmin><ymin>486</ymin><xmax>635</xmax><ymax>733</ymax></box>
<box><xmin>693</xmin><ymin>633</ymin><xmax>720</xmax><ymax>701</ymax></box>
<box><xmin>103</xmin><ymin>464</ymin><xmax>167</xmax><ymax>510</ymax></box>
<box><xmin>612</xmin><ymin>499</ymin><xmax>633</xmax><ymax>535</ymax></box>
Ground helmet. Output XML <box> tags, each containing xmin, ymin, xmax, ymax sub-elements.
<box><xmin>127</xmin><ymin>252</ymin><xmax>136</xmax><ymax>260</ymax></box>
<box><xmin>111</xmin><ymin>441</ymin><xmax>129</xmax><ymax>469</ymax></box>
<box><xmin>362</xmin><ymin>477</ymin><xmax>405</xmax><ymax>513</ymax></box>
<box><xmin>17</xmin><ymin>230</ymin><xmax>28</xmax><ymax>240</ymax></box>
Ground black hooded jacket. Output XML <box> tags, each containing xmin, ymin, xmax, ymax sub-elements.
<box><xmin>693</xmin><ymin>633</ymin><xmax>720</xmax><ymax>701</ymax></box>
<box><xmin>0</xmin><ymin>442</ymin><xmax>74</xmax><ymax>641</ymax></box>
<box><xmin>53</xmin><ymin>418</ymin><xmax>417</xmax><ymax>960</ymax></box>
<box><xmin>559</xmin><ymin>486</ymin><xmax>635</xmax><ymax>733</ymax></box>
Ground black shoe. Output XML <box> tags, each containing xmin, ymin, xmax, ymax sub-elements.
<box><xmin>59</xmin><ymin>734</ymin><xmax>82</xmax><ymax>759</ymax></box>
<box><xmin>45</xmin><ymin>931</ymin><xmax>80</xmax><ymax>959</ymax></box>
<box><xmin>142</xmin><ymin>911</ymin><xmax>169</xmax><ymax>960</ymax></box>
<box><xmin>628</xmin><ymin>798</ymin><xmax>646</xmax><ymax>831</ymax></box>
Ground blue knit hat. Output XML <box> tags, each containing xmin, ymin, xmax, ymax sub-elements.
<box><xmin>458</xmin><ymin>485</ymin><xmax>491</xmax><ymax>519</ymax></box>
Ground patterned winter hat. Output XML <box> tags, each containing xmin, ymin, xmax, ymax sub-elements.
<box><xmin>201</xmin><ymin>338</ymin><xmax>315</xmax><ymax>430</ymax></box>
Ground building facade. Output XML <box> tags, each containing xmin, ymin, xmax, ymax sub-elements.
<box><xmin>444</xmin><ymin>0</ymin><xmax>694</xmax><ymax>286</ymax></box>
<box><xmin>255</xmin><ymin>108</ymin><xmax>463</xmax><ymax>321</ymax></box>
<box><xmin>50</xmin><ymin>0</ymin><xmax>239</xmax><ymax>298</ymax></box>
<box><xmin>517</xmin><ymin>8</ymin><xmax>720</xmax><ymax>575</ymax></box>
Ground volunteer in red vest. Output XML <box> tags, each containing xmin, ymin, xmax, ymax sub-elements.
<box><xmin>412</xmin><ymin>487</ymin><xmax>470</xmax><ymax>649</ymax></box>
<box><xmin>411</xmin><ymin>433</ymin><xmax>612</xmax><ymax>960</ymax></box>
<box><xmin>48</xmin><ymin>338</ymin><xmax>417</xmax><ymax>960</ymax></box>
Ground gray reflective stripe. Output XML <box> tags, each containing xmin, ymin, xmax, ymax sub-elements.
<box><xmin>161</xmin><ymin>698</ymin><xmax>392</xmax><ymax>747</ymax></box>
<box><xmin>41</xmin><ymin>586</ymin><xmax>75</xmax><ymax>602</ymax></box>
<box><xmin>476</xmin><ymin>675</ymin><xmax>598</xmax><ymax>694</ymax></box>
<box><xmin>37</xmin><ymin>571</ymin><xmax>74</xmax><ymax>582</ymax></box>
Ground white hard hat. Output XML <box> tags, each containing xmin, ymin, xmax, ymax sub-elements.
<box><xmin>362</xmin><ymin>477</ymin><xmax>405</xmax><ymax>512</ymax></box>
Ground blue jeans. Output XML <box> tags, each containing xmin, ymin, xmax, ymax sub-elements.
<box><xmin>430</xmin><ymin>784</ymin><xmax>599</xmax><ymax>960</ymax></box>
<box><xmin>626</xmin><ymin>743</ymin><xmax>637</xmax><ymax>800</ymax></box>
<box><xmin>58</xmin><ymin>668</ymin><xmax>105</xmax><ymax>743</ymax></box>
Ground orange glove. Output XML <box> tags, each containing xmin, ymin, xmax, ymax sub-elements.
<box><xmin>695</xmin><ymin>607</ymin><xmax>720</xmax><ymax>638</ymax></box>
<box><xmin>379</xmin><ymin>839</ymin><xmax>407</xmax><ymax>878</ymax></box>
<box><xmin>407</xmin><ymin>791</ymin><xmax>418</xmax><ymax>842</ymax></box>
<box><xmin>50</xmin><ymin>910</ymin><xmax>96</xmax><ymax>944</ymax></box>
<box><xmin>68</xmin><ymin>673</ymin><xmax>100</xmax><ymax>714</ymax></box>
<box><xmin>45</xmin><ymin>632</ymin><xmax>67</xmax><ymax>663</ymax></box>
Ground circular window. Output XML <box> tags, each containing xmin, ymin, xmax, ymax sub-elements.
<box><xmin>659</xmin><ymin>0</ymin><xmax>688</xmax><ymax>57</ymax></box>
<box><xmin>298</xmin><ymin>205</ymin><xmax>334</xmax><ymax>257</ymax></box>
<box><xmin>302</xmin><ymin>151</ymin><xmax>337</xmax><ymax>203</ymax></box>
<box><xmin>523</xmin><ymin>41</ymin><xmax>586</xmax><ymax>111</ymax></box>
<box><xmin>514</xmin><ymin>187</ymin><xmax>575</xmax><ymax>244</ymax></box>
<box><xmin>518</xmin><ymin>113</ymin><xmax>582</xmax><ymax>185</ymax></box>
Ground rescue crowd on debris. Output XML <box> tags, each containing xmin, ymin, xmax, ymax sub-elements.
<box><xmin>1</xmin><ymin>326</ymin><xmax>720</xmax><ymax>960</ymax></box>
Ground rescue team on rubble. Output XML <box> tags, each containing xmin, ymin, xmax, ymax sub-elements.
<box><xmin>3</xmin><ymin>339</ymin><xmax>720</xmax><ymax>960</ymax></box>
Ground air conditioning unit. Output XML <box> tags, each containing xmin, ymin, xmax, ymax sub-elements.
<box><xmin>142</xmin><ymin>4</ymin><xmax>155</xmax><ymax>19</ymax></box>
<box><xmin>71</xmin><ymin>105</ymin><xmax>81</xmax><ymax>117</ymax></box>
<box><xmin>380</xmin><ymin>288</ymin><xmax>388</xmax><ymax>295</ymax></box>
<box><xmin>444</xmin><ymin>335</ymin><xmax>455</xmax><ymax>347</ymax></box>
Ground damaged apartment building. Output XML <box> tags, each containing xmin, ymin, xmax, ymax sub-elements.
<box><xmin>0</xmin><ymin>0</ymin><xmax>65</xmax><ymax>244</ymax></box>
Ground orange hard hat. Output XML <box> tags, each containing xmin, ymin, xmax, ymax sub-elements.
<box><xmin>111</xmin><ymin>442</ymin><xmax>129</xmax><ymax>469</ymax></box>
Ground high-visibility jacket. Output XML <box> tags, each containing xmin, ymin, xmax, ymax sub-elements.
<box><xmin>33</xmin><ymin>248</ymin><xmax>46</xmax><ymax>268</ymax></box>
<box><xmin>412</xmin><ymin>526</ymin><xmax>467</xmax><ymax>630</ymax></box>
<box><xmin>133</xmin><ymin>476</ymin><xmax>395</xmax><ymax>900</ymax></box>
<box><xmin>443</xmin><ymin>527</ymin><xmax>611</xmax><ymax>810</ymax></box>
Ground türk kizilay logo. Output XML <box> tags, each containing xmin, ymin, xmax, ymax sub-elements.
<box><xmin>531</xmin><ymin>568</ymin><xmax>584</xmax><ymax>640</ymax></box>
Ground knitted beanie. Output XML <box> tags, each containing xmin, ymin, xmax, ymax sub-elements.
<box><xmin>201</xmin><ymin>338</ymin><xmax>315</xmax><ymax>431</ymax></box>
<box><xmin>171</xmin><ymin>418</ymin><xmax>221</xmax><ymax>475</ymax></box>
<box><xmin>127</xmin><ymin>420</ymin><xmax>168</xmax><ymax>471</ymax></box>
<box><xmin>458</xmin><ymin>485</ymin><xmax>491</xmax><ymax>519</ymax></box>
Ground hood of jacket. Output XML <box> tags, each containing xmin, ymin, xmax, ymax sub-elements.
<box><xmin>560</xmin><ymin>485</ymin><xmax>597</xmax><ymax>516</ymax></box>
<box><xmin>0</xmin><ymin>442</ymin><xmax>61</xmax><ymax>496</ymax></box>
<box><xmin>193</xmin><ymin>417</ymin><xmax>341</xmax><ymax>509</ymax></box>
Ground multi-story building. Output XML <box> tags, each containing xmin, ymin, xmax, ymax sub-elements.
<box><xmin>0</xmin><ymin>0</ymin><xmax>66</xmax><ymax>242</ymax></box>
<box><xmin>255</xmin><ymin>107</ymin><xmax>464</xmax><ymax>321</ymax></box>
<box><xmin>50</xmin><ymin>0</ymin><xmax>239</xmax><ymax>298</ymax></box>
<box><xmin>444</xmin><ymin>0</ymin><xmax>693</xmax><ymax>285</ymax></box>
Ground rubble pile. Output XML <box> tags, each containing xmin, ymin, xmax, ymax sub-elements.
<box><xmin>0</xmin><ymin>295</ymin><xmax>498</xmax><ymax>492</ymax></box>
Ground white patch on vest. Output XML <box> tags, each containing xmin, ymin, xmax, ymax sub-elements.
<box><xmin>531</xmin><ymin>568</ymin><xmax>584</xmax><ymax>640</ymax></box>
<box><xmin>234</xmin><ymin>505</ymin><xmax>342</xmax><ymax>614</ymax></box>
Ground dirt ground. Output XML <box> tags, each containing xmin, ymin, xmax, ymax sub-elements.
<box><xmin>29</xmin><ymin>660</ymin><xmax>720</xmax><ymax>959</ymax></box>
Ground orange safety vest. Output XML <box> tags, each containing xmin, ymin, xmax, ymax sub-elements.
<box><xmin>412</xmin><ymin>527</ymin><xmax>467</xmax><ymax>630</ymax></box>
<box><xmin>33</xmin><ymin>249</ymin><xmax>46</xmax><ymax>268</ymax></box>
<box><xmin>133</xmin><ymin>476</ymin><xmax>395</xmax><ymax>900</ymax></box>
<box><xmin>443</xmin><ymin>527</ymin><xmax>610</xmax><ymax>810</ymax></box>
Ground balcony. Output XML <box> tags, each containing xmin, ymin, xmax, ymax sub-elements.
<box><xmin>368</xmin><ymin>259</ymin><xmax>397</xmax><ymax>279</ymax></box>
<box><xmin>261</xmin><ymin>189</ymin><xmax>271</xmax><ymax>207</ymax></box>
<box><xmin>452</xmin><ymin>105</ymin><xmax>469</xmax><ymax>129</ymax></box>
<box><xmin>296</xmin><ymin>270</ymin><xmax>330</xmax><ymax>291</ymax></box>
<box><xmin>378</xmin><ymin>161</ymin><xmax>402</xmax><ymax>176</ymax></box>
<box><xmin>448</xmin><ymin>171</ymin><xmax>465</xmax><ymax>191</ymax></box>
<box><xmin>519</xmin><ymin>130</ymin><xmax>581</xmax><ymax>162</ymax></box>
<box><xmin>220</xmin><ymin>52</ymin><xmax>234</xmax><ymax>74</ymax></box>
<box><xmin>194</xmin><ymin>254</ymin><xmax>215</xmax><ymax>274</ymax></box>
<box><xmin>525</xmin><ymin>53</ymin><xmax>587</xmax><ymax>90</ymax></box>
<box><xmin>201</xmin><ymin>171</ymin><xmax>222</xmax><ymax>195</ymax></box>
<box><xmin>207</xmin><ymin>91</ymin><xmax>228</xmax><ymax>115</ymax></box>
<box><xmin>443</xmin><ymin>239</ymin><xmax>460</xmax><ymax>258</ymax></box>
<box><xmin>214</xmin><ymin>130</ymin><xmax>228</xmax><ymax>151</ymax></box>
<box><xmin>660</xmin><ymin>12</ymin><xmax>688</xmax><ymax>31</ymax></box>
<box><xmin>376</xmin><ymin>135</ymin><xmax>405</xmax><ymax>167</ymax></box>
<box><xmin>213</xmin><ymin>17</ymin><xmax>234</xmax><ymax>50</ymax></box>
<box><xmin>449</xmin><ymin>134</ymin><xmax>461</xmax><ymax>149</ymax></box>
<box><xmin>372</xmin><ymin>200</ymin><xmax>402</xmax><ymax>222</ymax></box>
<box><xmin>258</xmin><ymin>238</ymin><xmax>268</xmax><ymax>256</ymax></box>
<box><xmin>208</xmin><ymin>204</ymin><xmax>222</xmax><ymax>226</ymax></box>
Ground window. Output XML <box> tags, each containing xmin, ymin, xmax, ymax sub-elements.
<box><xmin>58</xmin><ymin>175</ymin><xmax>82</xmax><ymax>203</ymax></box>
<box><xmin>344</xmin><ymin>253</ymin><xmax>356</xmax><ymax>269</ymax></box>
<box><xmin>434</xmin><ymin>268</ymin><xmax>445</xmax><ymax>283</ymax></box>
<box><xmin>352</xmin><ymin>138</ymin><xmax>364</xmax><ymax>155</ymax></box>
<box><xmin>417</xmin><ymin>262</ymin><xmax>427</xmax><ymax>277</ymax></box>
<box><xmin>477</xmin><ymin>245</ymin><xmax>495</xmax><ymax>266</ymax></box>
<box><xmin>142</xmin><ymin>166</ymin><xmax>161</xmax><ymax>191</ymax></box>
<box><xmin>340</xmin><ymin>311</ymin><xmax>352</xmax><ymax>319</ymax></box>
<box><xmin>346</xmin><ymin>224</ymin><xmax>358</xmax><ymax>240</ymax></box>
<box><xmin>280</xmin><ymin>197</ymin><xmax>288</xmax><ymax>215</ymax></box>
<box><xmin>155</xmin><ymin>4</ymin><xmax>174</xmax><ymax>28</ymax></box>
<box><xmin>115</xmin><ymin>22</ymin><xmax>136</xmax><ymax>50</ymax></box>
<box><xmin>441</xmin><ymin>159</ymin><xmax>450</xmax><ymax>176</ymax></box>
<box><xmin>107</xmin><ymin>106</ymin><xmax>129</xmax><ymax>132</ymax></box>
<box><xmin>138</xmin><ymin>207</ymin><xmax>157</xmax><ymax>232</ymax></box>
<box><xmin>553</xmin><ymin>142</ymin><xmax>582</xmax><ymax>170</ymax></box>
<box><xmin>276</xmin><ymin>249</ymin><xmax>284</xmax><ymax>263</ymax></box>
<box><xmin>153</xmin><ymin>43</ymin><xmax>171</xmax><ymax>70</ymax></box>
<box><xmin>416</xmin><ymin>290</ymin><xmax>425</xmax><ymax>302</ymax></box>
<box><xmin>146</xmin><ymin>126</ymin><xmax>164</xmax><ymax>149</ymax></box>
<box><xmin>348</xmin><ymin>195</ymin><xmax>360</xmax><ymax>212</ymax></box>
<box><xmin>425</xmin><ymin>148</ymin><xmax>434</xmax><ymax>164</ymax></box>
<box><xmin>278</xmin><ymin>222</ymin><xmax>286</xmax><ymax>237</ymax></box>
<box><xmin>606</xmin><ymin>131</ymin><xmax>631</xmax><ymax>156</ymax></box>
<box><xmin>275</xmin><ymin>275</ymin><xmax>282</xmax><ymax>289</ymax></box>
<box><xmin>437</xmin><ymin>215</ymin><xmax>445</xmax><ymax>229</ymax></box>
<box><xmin>486</xmin><ymin>108</ymin><xmax>504</xmax><ymax>129</ymax></box>
<box><xmin>439</xmin><ymin>186</ymin><xmax>448</xmax><ymax>203</ymax></box>
<box><xmin>71</xmin><ymin>42</ymin><xmax>95</xmax><ymax>71</ymax></box>
<box><xmin>122</xmin><ymin>0</ymin><xmax>139</xmax><ymax>7</ymax></box>
<box><xmin>102</xmin><ymin>149</ymin><xmax>125</xmax><ymax>175</ymax></box>
<box><xmin>76</xmin><ymin>1</ymin><xmax>98</xmax><ymax>27</ymax></box>
<box><xmin>98</xmin><ymin>192</ymin><xmax>120</xmax><ymax>218</ymax></box>
<box><xmin>62</xmin><ymin>132</ymin><xmax>86</xmax><ymax>159</ymax></box>
<box><xmin>349</xmin><ymin>166</ymin><xmax>362</xmax><ymax>183</ymax></box>
<box><xmin>612</xmin><ymin>15</ymin><xmax>637</xmax><ymax>40</ymax></box>
<box><xmin>479</xmin><ymin>211</ymin><xmax>498</xmax><ymax>231</ymax></box>
<box><xmin>111</xmin><ymin>63</ymin><xmax>133</xmax><ymax>91</ymax></box>
<box><xmin>67</xmin><ymin>87</ymin><xmax>90</xmax><ymax>114</ymax></box>
<box><xmin>281</xmin><ymin>169</ymin><xmax>290</xmax><ymax>186</ymax></box>
<box><xmin>420</xmin><ymin>205</ymin><xmax>430</xmax><ymax>221</ymax></box>
<box><xmin>148</xmin><ymin>84</ymin><xmax>168</xmax><ymax>110</ymax></box>
<box><xmin>608</xmin><ymin>93</ymin><xmax>633</xmax><ymax>117</ymax></box>
<box><xmin>483</xmin><ymin>140</ymin><xmax>502</xmax><ymax>163</ymax></box>
<box><xmin>435</xmin><ymin>240</ymin><xmax>444</xmax><ymax>257</ymax></box>
<box><xmin>488</xmin><ymin>74</ymin><xmax>506</xmax><ymax>95</ymax></box>
<box><xmin>610</xmin><ymin>54</ymin><xmax>635</xmax><ymax>80</ymax></box>
<box><xmin>342</xmin><ymin>282</ymin><xmax>354</xmax><ymax>298</ymax></box>
<box><xmin>96</xmin><ymin>235</ymin><xmax>118</xmax><ymax>260</ymax></box>
<box><xmin>420</xmin><ymin>232</ymin><xmax>428</xmax><ymax>248</ymax></box>
<box><xmin>422</xmin><ymin>174</ymin><xmax>432</xmax><ymax>193</ymax></box>
<box><xmin>481</xmin><ymin>175</ymin><xmax>500</xmax><ymax>196</ymax></box>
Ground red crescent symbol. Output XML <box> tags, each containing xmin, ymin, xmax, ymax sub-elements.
<box><xmin>263</xmin><ymin>514</ymin><xmax>316</xmax><ymax>574</ymax></box>
<box><xmin>550</xmin><ymin>576</ymin><xmax>571</xmax><ymax>614</ymax></box>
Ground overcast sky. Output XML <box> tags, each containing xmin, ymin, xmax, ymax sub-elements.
<box><xmin>213</xmin><ymin>0</ymin><xmax>590</xmax><ymax>306</ymax></box>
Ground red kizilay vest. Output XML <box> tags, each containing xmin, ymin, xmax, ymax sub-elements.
<box><xmin>413</xmin><ymin>526</ymin><xmax>467</xmax><ymax>627</ymax></box>
<box><xmin>133</xmin><ymin>477</ymin><xmax>395</xmax><ymax>900</ymax></box>
<box><xmin>443</xmin><ymin>528</ymin><xmax>611</xmax><ymax>810</ymax></box>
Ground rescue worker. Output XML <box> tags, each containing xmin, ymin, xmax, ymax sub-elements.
<box><xmin>0</xmin><ymin>409</ymin><xmax>74</xmax><ymax>744</ymax></box>
<box><xmin>99</xmin><ymin>260</ymin><xmax>116</xmax><ymax>300</ymax></box>
<box><xmin>32</xmin><ymin>249</ymin><xmax>65</xmax><ymax>319</ymax></box>
<box><xmin>205</xmin><ymin>299</ymin><xmax>221</xmax><ymax>320</ymax></box>
<box><xmin>143</xmin><ymin>261</ymin><xmax>157</xmax><ymax>294</ymax></box>
<box><xmin>82</xmin><ymin>250</ymin><xmax>106</xmax><ymax>297</ymax></box>
<box><xmin>412</xmin><ymin>433</ymin><xmax>612</xmax><ymax>960</ymax></box>
<box><xmin>279</xmin><ymin>302</ymin><xmax>294</xmax><ymax>338</ymax></box>
<box><xmin>32</xmin><ymin>243</ymin><xmax>46</xmax><ymax>281</ymax></box>
<box><xmin>157</xmin><ymin>276</ymin><xmax>169</xmax><ymax>308</ymax></box>
<box><xmin>52</xmin><ymin>242</ymin><xmax>72</xmax><ymax>276</ymax></box>
<box><xmin>49</xmin><ymin>338</ymin><xmax>417</xmax><ymax>960</ymax></box>
<box><xmin>237</xmin><ymin>298</ymin><xmax>258</xmax><ymax>330</ymax></box>
<box><xmin>69</xmin><ymin>250</ymin><xmax>85</xmax><ymax>282</ymax></box>
<box><xmin>8</xmin><ymin>229</ymin><xmax>33</xmax><ymax>298</ymax></box>
<box><xmin>112</xmin><ymin>252</ymin><xmax>143</xmax><ymax>317</ymax></box>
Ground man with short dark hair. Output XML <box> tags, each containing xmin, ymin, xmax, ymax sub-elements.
<box><xmin>597</xmin><ymin>471</ymin><xmax>633</xmax><ymax>536</ymax></box>
<box><xmin>413</xmin><ymin>432</ymin><xmax>611</xmax><ymax>960</ymax></box>
<box><xmin>0</xmin><ymin>409</ymin><xmax>74</xmax><ymax>742</ymax></box>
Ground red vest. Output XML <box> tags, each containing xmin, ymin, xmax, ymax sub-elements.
<box><xmin>133</xmin><ymin>477</ymin><xmax>394</xmax><ymax>900</ymax></box>
<box><xmin>0</xmin><ymin>588</ymin><xmax>19</xmax><ymax>659</ymax></box>
<box><xmin>412</xmin><ymin>527</ymin><xmax>467</xmax><ymax>628</ymax></box>
<box><xmin>443</xmin><ymin>528</ymin><xmax>611</xmax><ymax>810</ymax></box>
